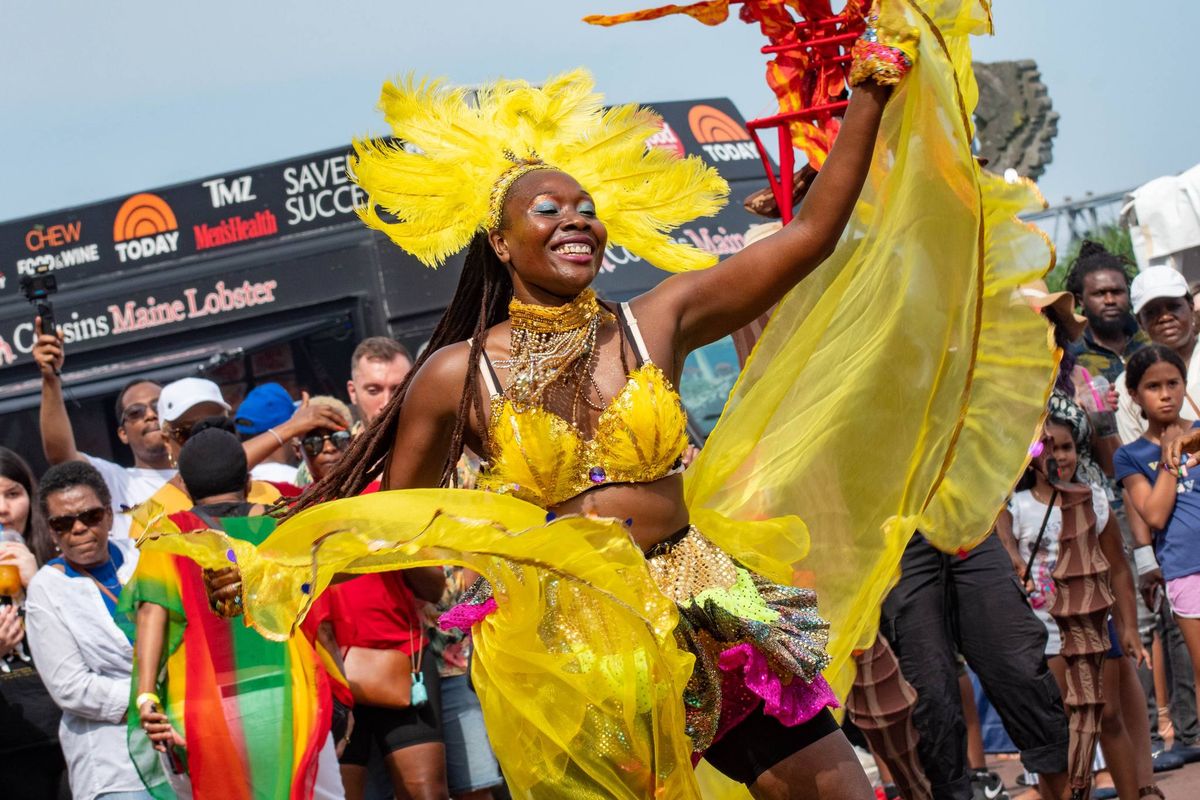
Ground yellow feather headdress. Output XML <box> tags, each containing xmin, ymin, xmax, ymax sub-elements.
<box><xmin>350</xmin><ymin>68</ymin><xmax>729</xmax><ymax>270</ymax></box>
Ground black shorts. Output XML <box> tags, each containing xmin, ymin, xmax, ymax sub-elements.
<box><xmin>704</xmin><ymin>703</ymin><xmax>840</xmax><ymax>786</ymax></box>
<box><xmin>339</xmin><ymin>646</ymin><xmax>443</xmax><ymax>766</ymax></box>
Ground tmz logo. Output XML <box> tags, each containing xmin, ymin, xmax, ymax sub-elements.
<box><xmin>687</xmin><ymin>105</ymin><xmax>757</xmax><ymax>162</ymax></box>
<box><xmin>203</xmin><ymin>175</ymin><xmax>257</xmax><ymax>208</ymax></box>
<box><xmin>113</xmin><ymin>193</ymin><xmax>180</xmax><ymax>263</ymax></box>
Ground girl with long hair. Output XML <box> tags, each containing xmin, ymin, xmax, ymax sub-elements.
<box><xmin>1121</xmin><ymin>345</ymin><xmax>1200</xmax><ymax>737</ymax></box>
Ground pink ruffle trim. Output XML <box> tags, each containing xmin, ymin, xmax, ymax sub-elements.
<box><xmin>439</xmin><ymin>598</ymin><xmax>497</xmax><ymax>631</ymax></box>
<box><xmin>717</xmin><ymin>643</ymin><xmax>838</xmax><ymax>728</ymax></box>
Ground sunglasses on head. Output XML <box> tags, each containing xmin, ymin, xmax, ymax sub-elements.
<box><xmin>300</xmin><ymin>430</ymin><xmax>352</xmax><ymax>457</ymax></box>
<box><xmin>47</xmin><ymin>506</ymin><xmax>108</xmax><ymax>534</ymax></box>
<box><xmin>120</xmin><ymin>402</ymin><xmax>157</xmax><ymax>424</ymax></box>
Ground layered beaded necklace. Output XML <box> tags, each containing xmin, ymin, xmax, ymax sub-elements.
<box><xmin>496</xmin><ymin>288</ymin><xmax>615</xmax><ymax>420</ymax></box>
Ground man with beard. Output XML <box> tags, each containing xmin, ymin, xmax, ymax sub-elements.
<box><xmin>1067</xmin><ymin>240</ymin><xmax>1146</xmax><ymax>385</ymax></box>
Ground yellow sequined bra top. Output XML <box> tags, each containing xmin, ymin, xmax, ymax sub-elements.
<box><xmin>476</xmin><ymin>302</ymin><xmax>689</xmax><ymax>508</ymax></box>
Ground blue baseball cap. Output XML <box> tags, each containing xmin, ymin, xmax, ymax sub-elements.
<box><xmin>234</xmin><ymin>383</ymin><xmax>295</xmax><ymax>435</ymax></box>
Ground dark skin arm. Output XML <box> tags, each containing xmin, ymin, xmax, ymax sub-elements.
<box><xmin>640</xmin><ymin>83</ymin><xmax>891</xmax><ymax>356</ymax></box>
<box><xmin>380</xmin><ymin>81</ymin><xmax>891</xmax><ymax>486</ymax></box>
<box><xmin>32</xmin><ymin>318</ymin><xmax>86</xmax><ymax>465</ymax></box>
<box><xmin>242</xmin><ymin>392</ymin><xmax>348</xmax><ymax>469</ymax></box>
<box><xmin>134</xmin><ymin>602</ymin><xmax>181</xmax><ymax>752</ymax></box>
<box><xmin>1162</xmin><ymin>426</ymin><xmax>1200</xmax><ymax>471</ymax></box>
<box><xmin>1098</xmin><ymin>511</ymin><xmax>1146</xmax><ymax>664</ymax></box>
<box><xmin>1092</xmin><ymin>432</ymin><xmax>1119</xmax><ymax>478</ymax></box>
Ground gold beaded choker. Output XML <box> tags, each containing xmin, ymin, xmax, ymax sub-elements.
<box><xmin>497</xmin><ymin>288</ymin><xmax>614</xmax><ymax>408</ymax></box>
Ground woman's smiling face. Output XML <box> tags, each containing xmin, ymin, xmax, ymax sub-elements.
<box><xmin>488</xmin><ymin>170</ymin><xmax>608</xmax><ymax>301</ymax></box>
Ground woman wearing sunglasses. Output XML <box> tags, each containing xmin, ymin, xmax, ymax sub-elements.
<box><xmin>24</xmin><ymin>461</ymin><xmax>151</xmax><ymax>800</ymax></box>
<box><xmin>294</xmin><ymin>396</ymin><xmax>450</xmax><ymax>800</ymax></box>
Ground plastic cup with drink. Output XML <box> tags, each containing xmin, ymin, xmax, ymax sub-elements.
<box><xmin>0</xmin><ymin>529</ymin><xmax>23</xmax><ymax>604</ymax></box>
<box><xmin>1076</xmin><ymin>370</ymin><xmax>1118</xmax><ymax>438</ymax></box>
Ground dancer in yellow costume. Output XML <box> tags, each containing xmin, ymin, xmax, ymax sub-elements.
<box><xmin>136</xmin><ymin>2</ymin><xmax>1057</xmax><ymax>797</ymax></box>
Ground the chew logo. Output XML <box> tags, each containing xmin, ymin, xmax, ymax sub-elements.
<box><xmin>113</xmin><ymin>193</ymin><xmax>181</xmax><ymax>263</ymax></box>
<box><xmin>687</xmin><ymin>104</ymin><xmax>757</xmax><ymax>162</ymax></box>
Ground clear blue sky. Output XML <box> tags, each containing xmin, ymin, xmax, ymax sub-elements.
<box><xmin>2</xmin><ymin>1</ymin><xmax>1195</xmax><ymax>222</ymax></box>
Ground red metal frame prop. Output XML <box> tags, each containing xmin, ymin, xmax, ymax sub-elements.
<box><xmin>585</xmin><ymin>1</ymin><xmax>868</xmax><ymax>222</ymax></box>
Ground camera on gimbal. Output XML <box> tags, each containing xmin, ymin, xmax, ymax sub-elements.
<box><xmin>20</xmin><ymin>264</ymin><xmax>57</xmax><ymax>331</ymax></box>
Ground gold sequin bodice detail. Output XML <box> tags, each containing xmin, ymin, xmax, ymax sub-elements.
<box><xmin>478</xmin><ymin>363</ymin><xmax>688</xmax><ymax>508</ymax></box>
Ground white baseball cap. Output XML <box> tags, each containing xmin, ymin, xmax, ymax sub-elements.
<box><xmin>157</xmin><ymin>377</ymin><xmax>231</xmax><ymax>423</ymax></box>
<box><xmin>1131</xmin><ymin>266</ymin><xmax>1189</xmax><ymax>316</ymax></box>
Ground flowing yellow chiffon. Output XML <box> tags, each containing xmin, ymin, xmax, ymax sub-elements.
<box><xmin>136</xmin><ymin>1</ymin><xmax>1055</xmax><ymax>796</ymax></box>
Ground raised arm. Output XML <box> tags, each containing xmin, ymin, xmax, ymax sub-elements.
<box><xmin>644</xmin><ymin>82</ymin><xmax>891</xmax><ymax>353</ymax></box>
<box><xmin>32</xmin><ymin>318</ymin><xmax>85</xmax><ymax>465</ymax></box>
<box><xmin>241</xmin><ymin>392</ymin><xmax>349</xmax><ymax>470</ymax></box>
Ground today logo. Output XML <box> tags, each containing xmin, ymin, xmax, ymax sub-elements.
<box><xmin>687</xmin><ymin>105</ymin><xmax>758</xmax><ymax>162</ymax></box>
<box><xmin>113</xmin><ymin>193</ymin><xmax>180</xmax><ymax>263</ymax></box>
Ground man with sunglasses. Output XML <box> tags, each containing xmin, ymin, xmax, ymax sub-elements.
<box><xmin>34</xmin><ymin>318</ymin><xmax>174</xmax><ymax>540</ymax></box>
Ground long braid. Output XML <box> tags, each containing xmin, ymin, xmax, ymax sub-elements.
<box><xmin>286</xmin><ymin>233</ymin><xmax>510</xmax><ymax>516</ymax></box>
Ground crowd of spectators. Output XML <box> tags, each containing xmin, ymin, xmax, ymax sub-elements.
<box><xmin>2</xmin><ymin>242</ymin><xmax>1200</xmax><ymax>800</ymax></box>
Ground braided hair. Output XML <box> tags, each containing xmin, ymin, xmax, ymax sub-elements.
<box><xmin>288</xmin><ymin>233</ymin><xmax>512</xmax><ymax>515</ymax></box>
<box><xmin>1064</xmin><ymin>240</ymin><xmax>1134</xmax><ymax>299</ymax></box>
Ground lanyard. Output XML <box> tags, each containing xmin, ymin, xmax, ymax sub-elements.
<box><xmin>76</xmin><ymin>564</ymin><xmax>121</xmax><ymax>605</ymax></box>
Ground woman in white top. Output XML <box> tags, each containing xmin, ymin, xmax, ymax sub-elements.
<box><xmin>24</xmin><ymin>461</ymin><xmax>151</xmax><ymax>800</ymax></box>
<box><xmin>997</xmin><ymin>416</ymin><xmax>1153</xmax><ymax>800</ymax></box>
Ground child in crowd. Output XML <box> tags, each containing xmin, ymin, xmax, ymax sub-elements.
<box><xmin>999</xmin><ymin>416</ymin><xmax>1156</xmax><ymax>799</ymax></box>
<box><xmin>1117</xmin><ymin>344</ymin><xmax>1200</xmax><ymax>732</ymax></box>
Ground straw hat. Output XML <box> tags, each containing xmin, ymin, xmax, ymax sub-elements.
<box><xmin>1017</xmin><ymin>280</ymin><xmax>1087</xmax><ymax>341</ymax></box>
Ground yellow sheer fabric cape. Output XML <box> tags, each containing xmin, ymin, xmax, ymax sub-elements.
<box><xmin>136</xmin><ymin>1</ymin><xmax>1055</xmax><ymax>796</ymax></box>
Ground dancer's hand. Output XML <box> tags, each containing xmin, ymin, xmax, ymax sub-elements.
<box><xmin>202</xmin><ymin>566</ymin><xmax>243</xmax><ymax>617</ymax></box>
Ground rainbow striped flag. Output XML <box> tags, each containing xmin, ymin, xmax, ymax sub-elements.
<box><xmin>118</xmin><ymin>512</ymin><xmax>334</xmax><ymax>800</ymax></box>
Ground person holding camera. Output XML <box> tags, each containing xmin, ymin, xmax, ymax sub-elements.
<box><xmin>33</xmin><ymin>318</ymin><xmax>174</xmax><ymax>540</ymax></box>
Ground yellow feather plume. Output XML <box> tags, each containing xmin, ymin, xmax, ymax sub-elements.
<box><xmin>350</xmin><ymin>68</ymin><xmax>729</xmax><ymax>270</ymax></box>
